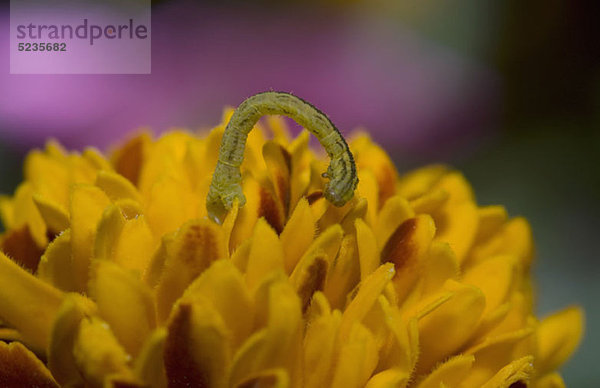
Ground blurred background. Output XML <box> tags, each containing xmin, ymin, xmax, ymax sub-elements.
<box><xmin>0</xmin><ymin>0</ymin><xmax>598</xmax><ymax>385</ymax></box>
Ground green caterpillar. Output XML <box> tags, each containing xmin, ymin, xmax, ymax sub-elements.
<box><xmin>206</xmin><ymin>91</ymin><xmax>359</xmax><ymax>223</ymax></box>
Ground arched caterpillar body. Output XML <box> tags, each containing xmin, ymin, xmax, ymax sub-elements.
<box><xmin>206</xmin><ymin>91</ymin><xmax>358</xmax><ymax>223</ymax></box>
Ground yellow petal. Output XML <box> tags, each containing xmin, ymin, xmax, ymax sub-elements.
<box><xmin>365</xmin><ymin>369</ymin><xmax>408</xmax><ymax>388</ymax></box>
<box><xmin>183</xmin><ymin>260</ymin><xmax>254</xmax><ymax>348</ymax></box>
<box><xmin>356</xmin><ymin>218</ymin><xmax>380</xmax><ymax>281</ymax></box>
<box><xmin>89</xmin><ymin>260</ymin><xmax>156</xmax><ymax>357</ymax></box>
<box><xmin>110</xmin><ymin>132</ymin><xmax>151</xmax><ymax>185</ymax></box>
<box><xmin>534</xmin><ymin>372</ymin><xmax>566</xmax><ymax>388</ymax></box>
<box><xmin>416</xmin><ymin>280</ymin><xmax>486</xmax><ymax>374</ymax></box>
<box><xmin>70</xmin><ymin>184</ymin><xmax>111</xmax><ymax>292</ymax></box>
<box><xmin>339</xmin><ymin>263</ymin><xmax>395</xmax><ymax>341</ymax></box>
<box><xmin>290</xmin><ymin>249</ymin><xmax>328</xmax><ymax>313</ymax></box>
<box><xmin>304</xmin><ymin>309</ymin><xmax>341</xmax><ymax>387</ymax></box>
<box><xmin>381</xmin><ymin>215</ymin><xmax>436</xmax><ymax>301</ymax></box>
<box><xmin>164</xmin><ymin>301</ymin><xmax>231</xmax><ymax>388</ymax></box>
<box><xmin>229</xmin><ymin>281</ymin><xmax>302</xmax><ymax>387</ymax></box>
<box><xmin>433</xmin><ymin>200</ymin><xmax>479</xmax><ymax>264</ymax></box>
<box><xmin>145</xmin><ymin>175</ymin><xmax>198</xmax><ymax>237</ymax></box>
<box><xmin>374</xmin><ymin>195</ymin><xmax>414</xmax><ymax>250</ymax></box>
<box><xmin>1</xmin><ymin>224</ymin><xmax>44</xmax><ymax>273</ymax></box>
<box><xmin>416</xmin><ymin>355</ymin><xmax>475</xmax><ymax>388</ymax></box>
<box><xmin>474</xmin><ymin>205</ymin><xmax>508</xmax><ymax>243</ymax></box>
<box><xmin>462</xmin><ymin>255</ymin><xmax>516</xmax><ymax>315</ymax></box>
<box><xmin>95</xmin><ymin>170</ymin><xmax>142</xmax><ymax>203</ymax></box>
<box><xmin>300</xmin><ymin>224</ymin><xmax>344</xmax><ymax>270</ymax></box>
<box><xmin>396</xmin><ymin>165</ymin><xmax>447</xmax><ymax>200</ymax></box>
<box><xmin>357</xmin><ymin>169</ymin><xmax>379</xmax><ymax>226</ymax></box>
<box><xmin>331</xmin><ymin>322</ymin><xmax>378</xmax><ymax>388</ymax></box>
<box><xmin>236</xmin><ymin>368</ymin><xmax>290</xmax><ymax>388</ymax></box>
<box><xmin>134</xmin><ymin>328</ymin><xmax>168</xmax><ymax>388</ymax></box>
<box><xmin>480</xmin><ymin>356</ymin><xmax>534</xmax><ymax>388</ymax></box>
<box><xmin>47</xmin><ymin>293</ymin><xmax>96</xmax><ymax>386</ymax></box>
<box><xmin>323</xmin><ymin>235</ymin><xmax>360</xmax><ymax>309</ymax></box>
<box><xmin>281</xmin><ymin>198</ymin><xmax>316</xmax><ymax>274</ymax></box>
<box><xmin>409</xmin><ymin>188</ymin><xmax>449</xmax><ymax>215</ymax></box>
<box><xmin>0</xmin><ymin>341</ymin><xmax>59</xmax><ymax>388</ymax></box>
<box><xmin>155</xmin><ymin>219</ymin><xmax>226</xmax><ymax>322</ymax></box>
<box><xmin>10</xmin><ymin>182</ymin><xmax>48</xmax><ymax>248</ymax></box>
<box><xmin>378</xmin><ymin>300</ymin><xmax>419</xmax><ymax>375</ymax></box>
<box><xmin>73</xmin><ymin>317</ymin><xmax>134</xmax><ymax>386</ymax></box>
<box><xmin>263</xmin><ymin>141</ymin><xmax>292</xmax><ymax>215</ymax></box>
<box><xmin>0</xmin><ymin>251</ymin><xmax>63</xmax><ymax>352</ymax></box>
<box><xmin>32</xmin><ymin>193</ymin><xmax>70</xmax><ymax>233</ymax></box>
<box><xmin>421</xmin><ymin>242</ymin><xmax>459</xmax><ymax>296</ymax></box>
<box><xmin>462</xmin><ymin>327</ymin><xmax>535</xmax><ymax>386</ymax></box>
<box><xmin>245</xmin><ymin>218</ymin><xmax>285</xmax><ymax>290</ymax></box>
<box><xmin>288</xmin><ymin>130</ymin><xmax>311</xmax><ymax>212</ymax></box>
<box><xmin>536</xmin><ymin>306</ymin><xmax>584</xmax><ymax>375</ymax></box>
<box><xmin>37</xmin><ymin>230</ymin><xmax>77</xmax><ymax>292</ymax></box>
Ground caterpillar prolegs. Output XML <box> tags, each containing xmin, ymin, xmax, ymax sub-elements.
<box><xmin>206</xmin><ymin>91</ymin><xmax>359</xmax><ymax>223</ymax></box>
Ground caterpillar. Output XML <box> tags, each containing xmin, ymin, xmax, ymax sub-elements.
<box><xmin>206</xmin><ymin>91</ymin><xmax>359</xmax><ymax>223</ymax></box>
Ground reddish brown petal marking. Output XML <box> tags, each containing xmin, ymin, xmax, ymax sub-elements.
<box><xmin>164</xmin><ymin>304</ymin><xmax>208</xmax><ymax>388</ymax></box>
<box><xmin>298</xmin><ymin>256</ymin><xmax>328</xmax><ymax>313</ymax></box>
<box><xmin>113</xmin><ymin>135</ymin><xmax>146</xmax><ymax>185</ymax></box>
<box><xmin>238</xmin><ymin>374</ymin><xmax>278</xmax><ymax>388</ymax></box>
<box><xmin>259</xmin><ymin>187</ymin><xmax>284</xmax><ymax>235</ymax></box>
<box><xmin>306</xmin><ymin>191</ymin><xmax>323</xmax><ymax>205</ymax></box>
<box><xmin>0</xmin><ymin>341</ymin><xmax>59</xmax><ymax>388</ymax></box>
<box><xmin>109</xmin><ymin>380</ymin><xmax>148</xmax><ymax>388</ymax></box>
<box><xmin>282</xmin><ymin>149</ymin><xmax>292</xmax><ymax>173</ymax></box>
<box><xmin>178</xmin><ymin>223</ymin><xmax>220</xmax><ymax>277</ymax></box>
<box><xmin>1</xmin><ymin>225</ymin><xmax>44</xmax><ymax>273</ymax></box>
<box><xmin>509</xmin><ymin>381</ymin><xmax>527</xmax><ymax>388</ymax></box>
<box><xmin>380</xmin><ymin>218</ymin><xmax>418</xmax><ymax>271</ymax></box>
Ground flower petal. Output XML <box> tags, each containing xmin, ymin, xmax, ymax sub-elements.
<box><xmin>164</xmin><ymin>301</ymin><xmax>231</xmax><ymax>388</ymax></box>
<box><xmin>536</xmin><ymin>306</ymin><xmax>584</xmax><ymax>375</ymax></box>
<box><xmin>95</xmin><ymin>170</ymin><xmax>143</xmax><ymax>203</ymax></box>
<box><xmin>480</xmin><ymin>356</ymin><xmax>534</xmax><ymax>388</ymax></box>
<box><xmin>381</xmin><ymin>215</ymin><xmax>435</xmax><ymax>301</ymax></box>
<box><xmin>0</xmin><ymin>251</ymin><xmax>63</xmax><ymax>352</ymax></box>
<box><xmin>229</xmin><ymin>281</ymin><xmax>302</xmax><ymax>387</ymax></box>
<box><xmin>70</xmin><ymin>184</ymin><xmax>111</xmax><ymax>292</ymax></box>
<box><xmin>183</xmin><ymin>260</ymin><xmax>254</xmax><ymax>348</ymax></box>
<box><xmin>374</xmin><ymin>195</ymin><xmax>414</xmax><ymax>250</ymax></box>
<box><xmin>155</xmin><ymin>219</ymin><xmax>226</xmax><ymax>322</ymax></box>
<box><xmin>32</xmin><ymin>193</ymin><xmax>70</xmax><ymax>233</ymax></box>
<box><xmin>245</xmin><ymin>218</ymin><xmax>285</xmax><ymax>290</ymax></box>
<box><xmin>89</xmin><ymin>260</ymin><xmax>156</xmax><ymax>357</ymax></box>
<box><xmin>355</xmin><ymin>218</ymin><xmax>380</xmax><ymax>281</ymax></box>
<box><xmin>331</xmin><ymin>322</ymin><xmax>378</xmax><ymax>388</ymax></box>
<box><xmin>0</xmin><ymin>341</ymin><xmax>59</xmax><ymax>388</ymax></box>
<box><xmin>304</xmin><ymin>307</ymin><xmax>341</xmax><ymax>387</ymax></box>
<box><xmin>365</xmin><ymin>369</ymin><xmax>409</xmax><ymax>388</ymax></box>
<box><xmin>340</xmin><ymin>263</ymin><xmax>395</xmax><ymax>341</ymax></box>
<box><xmin>38</xmin><ymin>229</ymin><xmax>77</xmax><ymax>292</ymax></box>
<box><xmin>280</xmin><ymin>198</ymin><xmax>316</xmax><ymax>274</ymax></box>
<box><xmin>534</xmin><ymin>372</ymin><xmax>566</xmax><ymax>388</ymax></box>
<box><xmin>47</xmin><ymin>293</ymin><xmax>96</xmax><ymax>386</ymax></box>
<box><xmin>73</xmin><ymin>317</ymin><xmax>134</xmax><ymax>386</ymax></box>
<box><xmin>134</xmin><ymin>328</ymin><xmax>167</xmax><ymax>388</ymax></box>
<box><xmin>415</xmin><ymin>354</ymin><xmax>475</xmax><ymax>388</ymax></box>
<box><xmin>416</xmin><ymin>280</ymin><xmax>486</xmax><ymax>374</ymax></box>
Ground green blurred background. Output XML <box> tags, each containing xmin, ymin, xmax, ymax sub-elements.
<box><xmin>1</xmin><ymin>0</ymin><xmax>598</xmax><ymax>385</ymax></box>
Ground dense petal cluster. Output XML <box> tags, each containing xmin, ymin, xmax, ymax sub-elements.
<box><xmin>0</xmin><ymin>111</ymin><xmax>583</xmax><ymax>388</ymax></box>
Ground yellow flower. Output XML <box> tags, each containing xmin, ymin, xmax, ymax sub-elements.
<box><xmin>0</xmin><ymin>96</ymin><xmax>584</xmax><ymax>388</ymax></box>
